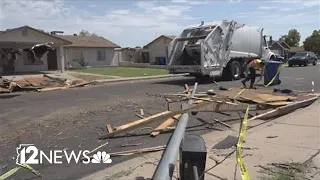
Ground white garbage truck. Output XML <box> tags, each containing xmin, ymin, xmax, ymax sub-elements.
<box><xmin>167</xmin><ymin>20</ymin><xmax>276</xmax><ymax>80</ymax></box>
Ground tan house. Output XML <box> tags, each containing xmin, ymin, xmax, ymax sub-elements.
<box><xmin>143</xmin><ymin>35</ymin><xmax>176</xmax><ymax>65</ymax></box>
<box><xmin>58</xmin><ymin>35</ymin><xmax>121</xmax><ymax>69</ymax></box>
<box><xmin>270</xmin><ymin>40</ymin><xmax>306</xmax><ymax>59</ymax></box>
<box><xmin>0</xmin><ymin>26</ymin><xmax>72</xmax><ymax>74</ymax></box>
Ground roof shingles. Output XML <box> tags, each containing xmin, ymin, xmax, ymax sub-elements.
<box><xmin>58</xmin><ymin>35</ymin><xmax>120</xmax><ymax>48</ymax></box>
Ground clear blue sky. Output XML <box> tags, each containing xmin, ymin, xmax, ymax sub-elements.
<box><xmin>0</xmin><ymin>0</ymin><xmax>319</xmax><ymax>47</ymax></box>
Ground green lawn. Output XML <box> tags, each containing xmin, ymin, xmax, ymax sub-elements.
<box><xmin>73</xmin><ymin>67</ymin><xmax>169</xmax><ymax>77</ymax></box>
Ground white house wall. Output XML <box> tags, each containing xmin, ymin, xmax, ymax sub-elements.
<box><xmin>65</xmin><ymin>47</ymin><xmax>118</xmax><ymax>68</ymax></box>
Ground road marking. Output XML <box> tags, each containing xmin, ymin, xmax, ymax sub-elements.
<box><xmin>282</xmin><ymin>77</ymin><xmax>292</xmax><ymax>80</ymax></box>
<box><xmin>295</xmin><ymin>78</ymin><xmax>304</xmax><ymax>80</ymax></box>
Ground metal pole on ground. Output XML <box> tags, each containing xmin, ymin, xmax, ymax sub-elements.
<box><xmin>152</xmin><ymin>83</ymin><xmax>198</xmax><ymax>180</ymax></box>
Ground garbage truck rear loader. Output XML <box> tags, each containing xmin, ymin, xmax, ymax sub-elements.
<box><xmin>167</xmin><ymin>20</ymin><xmax>276</xmax><ymax>80</ymax></box>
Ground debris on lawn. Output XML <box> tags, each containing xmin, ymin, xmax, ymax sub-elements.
<box><xmin>0</xmin><ymin>74</ymin><xmax>93</xmax><ymax>93</ymax></box>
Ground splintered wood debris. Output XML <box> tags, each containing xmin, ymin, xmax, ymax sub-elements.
<box><xmin>99</xmin><ymin>83</ymin><xmax>313</xmax><ymax>140</ymax></box>
<box><xmin>0</xmin><ymin>74</ymin><xmax>92</xmax><ymax>93</ymax></box>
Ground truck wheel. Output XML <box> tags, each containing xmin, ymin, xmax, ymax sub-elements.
<box><xmin>230</xmin><ymin>61</ymin><xmax>242</xmax><ymax>80</ymax></box>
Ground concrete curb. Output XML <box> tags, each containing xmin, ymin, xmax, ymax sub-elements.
<box><xmin>93</xmin><ymin>73</ymin><xmax>189</xmax><ymax>84</ymax></box>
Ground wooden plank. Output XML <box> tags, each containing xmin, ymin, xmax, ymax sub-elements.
<box><xmin>140</xmin><ymin>109</ymin><xmax>144</xmax><ymax>116</ymax></box>
<box><xmin>150</xmin><ymin>114</ymin><xmax>181</xmax><ymax>137</ymax></box>
<box><xmin>69</xmin><ymin>82</ymin><xmax>91</xmax><ymax>88</ymax></box>
<box><xmin>184</xmin><ymin>84</ymin><xmax>191</xmax><ymax>95</ymax></box>
<box><xmin>106</xmin><ymin>124</ymin><xmax>114</xmax><ymax>133</ymax></box>
<box><xmin>256</xmin><ymin>93</ymin><xmax>296</xmax><ymax>102</ymax></box>
<box><xmin>168</xmin><ymin>100</ymin><xmax>243</xmax><ymax>112</ymax></box>
<box><xmin>99</xmin><ymin>101</ymin><xmax>215</xmax><ymax>139</ymax></box>
<box><xmin>109</xmin><ymin>145</ymin><xmax>166</xmax><ymax>157</ymax></box>
<box><xmin>37</xmin><ymin>86</ymin><xmax>68</xmax><ymax>92</ymax></box>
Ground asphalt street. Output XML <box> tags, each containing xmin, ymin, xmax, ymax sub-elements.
<box><xmin>0</xmin><ymin>65</ymin><xmax>319</xmax><ymax>179</ymax></box>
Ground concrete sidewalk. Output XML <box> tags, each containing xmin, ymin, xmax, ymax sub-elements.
<box><xmin>80</xmin><ymin>102</ymin><xmax>320</xmax><ymax>180</ymax></box>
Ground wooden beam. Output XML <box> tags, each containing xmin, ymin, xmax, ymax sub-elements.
<box><xmin>150</xmin><ymin>114</ymin><xmax>181</xmax><ymax>137</ymax></box>
<box><xmin>99</xmin><ymin>101</ymin><xmax>215</xmax><ymax>139</ymax></box>
<box><xmin>106</xmin><ymin>124</ymin><xmax>114</xmax><ymax>133</ymax></box>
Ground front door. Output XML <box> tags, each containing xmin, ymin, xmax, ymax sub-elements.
<box><xmin>47</xmin><ymin>49</ymin><xmax>57</xmax><ymax>70</ymax></box>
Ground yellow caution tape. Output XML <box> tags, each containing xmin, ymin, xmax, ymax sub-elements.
<box><xmin>0</xmin><ymin>167</ymin><xmax>21</xmax><ymax>180</ymax></box>
<box><xmin>0</xmin><ymin>164</ymin><xmax>41</xmax><ymax>180</ymax></box>
<box><xmin>264</xmin><ymin>65</ymin><xmax>282</xmax><ymax>87</ymax></box>
<box><xmin>21</xmin><ymin>164</ymin><xmax>41</xmax><ymax>177</ymax></box>
<box><xmin>236</xmin><ymin>105</ymin><xmax>251</xmax><ymax>180</ymax></box>
<box><xmin>234</xmin><ymin>89</ymin><xmax>246</xmax><ymax>103</ymax></box>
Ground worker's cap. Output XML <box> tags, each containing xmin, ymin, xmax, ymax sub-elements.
<box><xmin>256</xmin><ymin>59</ymin><xmax>263</xmax><ymax>63</ymax></box>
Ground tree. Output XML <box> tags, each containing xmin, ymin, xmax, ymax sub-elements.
<box><xmin>79</xmin><ymin>30</ymin><xmax>99</xmax><ymax>37</ymax></box>
<box><xmin>303</xmin><ymin>30</ymin><xmax>320</xmax><ymax>55</ymax></box>
<box><xmin>281</xmin><ymin>29</ymin><xmax>301</xmax><ymax>47</ymax></box>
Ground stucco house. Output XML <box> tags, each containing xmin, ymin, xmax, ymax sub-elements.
<box><xmin>0</xmin><ymin>26</ymin><xmax>72</xmax><ymax>74</ymax></box>
<box><xmin>269</xmin><ymin>40</ymin><xmax>307</xmax><ymax>60</ymax></box>
<box><xmin>143</xmin><ymin>35</ymin><xmax>176</xmax><ymax>65</ymax></box>
<box><xmin>269</xmin><ymin>41</ymin><xmax>292</xmax><ymax>60</ymax></box>
<box><xmin>58</xmin><ymin>35</ymin><xmax>120</xmax><ymax>69</ymax></box>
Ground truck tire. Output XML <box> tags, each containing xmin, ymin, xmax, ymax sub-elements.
<box><xmin>230</xmin><ymin>61</ymin><xmax>242</xmax><ymax>80</ymax></box>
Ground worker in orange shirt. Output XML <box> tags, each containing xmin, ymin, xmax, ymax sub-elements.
<box><xmin>241</xmin><ymin>59</ymin><xmax>265</xmax><ymax>89</ymax></box>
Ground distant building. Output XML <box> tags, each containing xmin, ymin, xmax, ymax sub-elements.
<box><xmin>269</xmin><ymin>40</ymin><xmax>305</xmax><ymax>59</ymax></box>
<box><xmin>0</xmin><ymin>25</ymin><xmax>121</xmax><ymax>74</ymax></box>
<box><xmin>143</xmin><ymin>35</ymin><xmax>176</xmax><ymax>65</ymax></box>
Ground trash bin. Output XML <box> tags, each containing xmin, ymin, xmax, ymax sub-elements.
<box><xmin>159</xmin><ymin>57</ymin><xmax>166</xmax><ymax>65</ymax></box>
<box><xmin>264</xmin><ymin>60</ymin><xmax>282</xmax><ymax>86</ymax></box>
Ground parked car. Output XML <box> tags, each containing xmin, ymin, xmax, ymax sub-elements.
<box><xmin>288</xmin><ymin>51</ymin><xmax>318</xmax><ymax>67</ymax></box>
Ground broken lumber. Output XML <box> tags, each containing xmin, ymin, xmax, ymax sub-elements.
<box><xmin>109</xmin><ymin>145</ymin><xmax>166</xmax><ymax>157</ymax></box>
<box><xmin>87</xmin><ymin>142</ymin><xmax>109</xmax><ymax>155</ymax></box>
<box><xmin>99</xmin><ymin>101</ymin><xmax>215</xmax><ymax>139</ymax></box>
<box><xmin>150</xmin><ymin>114</ymin><xmax>181</xmax><ymax>137</ymax></box>
<box><xmin>69</xmin><ymin>82</ymin><xmax>92</xmax><ymax>88</ymax></box>
<box><xmin>248</xmin><ymin>96</ymin><xmax>318</xmax><ymax>121</ymax></box>
<box><xmin>140</xmin><ymin>109</ymin><xmax>144</xmax><ymax>116</ymax></box>
<box><xmin>84</xmin><ymin>145</ymin><xmax>166</xmax><ymax>160</ymax></box>
<box><xmin>135</xmin><ymin>114</ymin><xmax>144</xmax><ymax>119</ymax></box>
<box><xmin>121</xmin><ymin>143</ymin><xmax>142</xmax><ymax>147</ymax></box>
<box><xmin>184</xmin><ymin>84</ymin><xmax>191</xmax><ymax>95</ymax></box>
<box><xmin>106</xmin><ymin>124</ymin><xmax>114</xmax><ymax>133</ymax></box>
<box><xmin>37</xmin><ymin>86</ymin><xmax>68</xmax><ymax>92</ymax></box>
<box><xmin>212</xmin><ymin>119</ymin><xmax>232</xmax><ymax>129</ymax></box>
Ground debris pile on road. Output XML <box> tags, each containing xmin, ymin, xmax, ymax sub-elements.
<box><xmin>99</xmin><ymin>83</ymin><xmax>317</xmax><ymax>140</ymax></box>
<box><xmin>0</xmin><ymin>74</ymin><xmax>92</xmax><ymax>93</ymax></box>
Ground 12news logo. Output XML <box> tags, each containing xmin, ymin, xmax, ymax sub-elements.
<box><xmin>16</xmin><ymin>144</ymin><xmax>112</xmax><ymax>165</ymax></box>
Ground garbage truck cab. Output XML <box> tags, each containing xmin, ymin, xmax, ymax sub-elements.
<box><xmin>167</xmin><ymin>20</ymin><xmax>276</xmax><ymax>80</ymax></box>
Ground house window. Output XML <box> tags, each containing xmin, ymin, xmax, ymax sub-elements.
<box><xmin>22</xmin><ymin>29</ymin><xmax>28</xmax><ymax>36</ymax></box>
<box><xmin>97</xmin><ymin>50</ymin><xmax>106</xmax><ymax>61</ymax></box>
